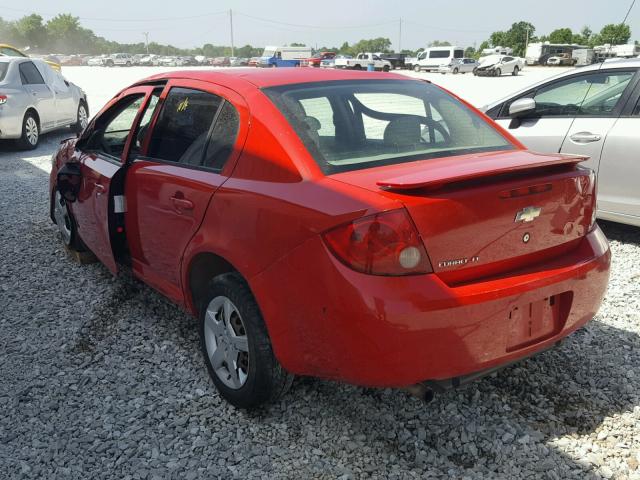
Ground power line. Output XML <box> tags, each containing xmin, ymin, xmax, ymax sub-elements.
<box><xmin>234</xmin><ymin>12</ymin><xmax>397</xmax><ymax>30</ymax></box>
<box><xmin>621</xmin><ymin>0</ymin><xmax>636</xmax><ymax>24</ymax></box>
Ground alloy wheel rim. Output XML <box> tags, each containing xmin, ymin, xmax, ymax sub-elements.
<box><xmin>25</xmin><ymin>117</ymin><xmax>38</xmax><ymax>145</ymax></box>
<box><xmin>79</xmin><ymin>106</ymin><xmax>88</xmax><ymax>129</ymax></box>
<box><xmin>53</xmin><ymin>191</ymin><xmax>72</xmax><ymax>245</ymax></box>
<box><xmin>204</xmin><ymin>296</ymin><xmax>249</xmax><ymax>389</ymax></box>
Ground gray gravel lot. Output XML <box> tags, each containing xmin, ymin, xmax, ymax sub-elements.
<box><xmin>1</xmin><ymin>70</ymin><xmax>640</xmax><ymax>479</ymax></box>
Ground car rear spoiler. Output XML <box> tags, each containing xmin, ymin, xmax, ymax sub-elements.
<box><xmin>376</xmin><ymin>151</ymin><xmax>588</xmax><ymax>191</ymax></box>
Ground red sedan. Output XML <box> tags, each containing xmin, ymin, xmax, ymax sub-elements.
<box><xmin>50</xmin><ymin>68</ymin><xmax>610</xmax><ymax>409</ymax></box>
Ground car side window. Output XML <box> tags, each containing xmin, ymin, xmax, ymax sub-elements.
<box><xmin>19</xmin><ymin>61</ymin><xmax>45</xmax><ymax>85</ymax></box>
<box><xmin>533</xmin><ymin>71</ymin><xmax>634</xmax><ymax>117</ymax></box>
<box><xmin>147</xmin><ymin>87</ymin><xmax>221</xmax><ymax>166</ymax></box>
<box><xmin>84</xmin><ymin>94</ymin><xmax>145</xmax><ymax>159</ymax></box>
<box><xmin>130</xmin><ymin>89</ymin><xmax>162</xmax><ymax>157</ymax></box>
<box><xmin>204</xmin><ymin>101</ymin><xmax>240</xmax><ymax>171</ymax></box>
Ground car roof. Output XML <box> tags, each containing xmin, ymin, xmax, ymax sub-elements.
<box><xmin>139</xmin><ymin>68</ymin><xmax>410</xmax><ymax>89</ymax></box>
<box><xmin>483</xmin><ymin>58</ymin><xmax>640</xmax><ymax>110</ymax></box>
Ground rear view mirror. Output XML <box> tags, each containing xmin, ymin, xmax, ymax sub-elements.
<box><xmin>57</xmin><ymin>163</ymin><xmax>82</xmax><ymax>202</ymax></box>
<box><xmin>509</xmin><ymin>98</ymin><xmax>536</xmax><ymax>118</ymax></box>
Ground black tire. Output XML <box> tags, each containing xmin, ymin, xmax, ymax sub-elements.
<box><xmin>71</xmin><ymin>101</ymin><xmax>89</xmax><ymax>134</ymax></box>
<box><xmin>126</xmin><ymin>61</ymin><xmax>131</xmax><ymax>67</ymax></box>
<box><xmin>512</xmin><ymin>66</ymin><xmax>519</xmax><ymax>76</ymax></box>
<box><xmin>353</xmin><ymin>64</ymin><xmax>362</xmax><ymax>70</ymax></box>
<box><xmin>17</xmin><ymin>111</ymin><xmax>39</xmax><ymax>150</ymax></box>
<box><xmin>413</xmin><ymin>64</ymin><xmax>421</xmax><ymax>72</ymax></box>
<box><xmin>473</xmin><ymin>68</ymin><xmax>478</xmax><ymax>76</ymax></box>
<box><xmin>495</xmin><ymin>68</ymin><xmax>501</xmax><ymax>77</ymax></box>
<box><xmin>453</xmin><ymin>67</ymin><xmax>459</xmax><ymax>74</ymax></box>
<box><xmin>106</xmin><ymin>60</ymin><xmax>114</xmax><ymax>67</ymax></box>
<box><xmin>52</xmin><ymin>189</ymin><xmax>85</xmax><ymax>251</ymax></box>
<box><xmin>199</xmin><ymin>273</ymin><xmax>293</xmax><ymax>409</ymax></box>
<box><xmin>382</xmin><ymin>65</ymin><xmax>390</xmax><ymax>72</ymax></box>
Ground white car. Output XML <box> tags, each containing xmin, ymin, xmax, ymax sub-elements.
<box><xmin>334</xmin><ymin>53</ymin><xmax>392</xmax><ymax>71</ymax></box>
<box><xmin>483</xmin><ymin>59</ymin><xmax>640</xmax><ymax>227</ymax></box>
<box><xmin>0</xmin><ymin>57</ymin><xmax>88</xmax><ymax>149</ymax></box>
<box><xmin>438</xmin><ymin>58</ymin><xmax>478</xmax><ymax>74</ymax></box>
<box><xmin>87</xmin><ymin>55</ymin><xmax>108</xmax><ymax>67</ymax></box>
<box><xmin>110</xmin><ymin>53</ymin><xmax>134</xmax><ymax>67</ymax></box>
<box><xmin>474</xmin><ymin>55</ymin><xmax>524</xmax><ymax>76</ymax></box>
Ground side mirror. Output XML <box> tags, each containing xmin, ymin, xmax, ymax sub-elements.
<box><xmin>509</xmin><ymin>98</ymin><xmax>536</xmax><ymax>118</ymax></box>
<box><xmin>57</xmin><ymin>163</ymin><xmax>82</xmax><ymax>202</ymax></box>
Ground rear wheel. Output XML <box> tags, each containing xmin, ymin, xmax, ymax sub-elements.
<box><xmin>353</xmin><ymin>64</ymin><xmax>362</xmax><ymax>70</ymax></box>
<box><xmin>200</xmin><ymin>273</ymin><xmax>293</xmax><ymax>409</ymax></box>
<box><xmin>382</xmin><ymin>65</ymin><xmax>390</xmax><ymax>72</ymax></box>
<box><xmin>17</xmin><ymin>112</ymin><xmax>39</xmax><ymax>150</ymax></box>
<box><xmin>453</xmin><ymin>67</ymin><xmax>459</xmax><ymax>74</ymax></box>
<box><xmin>512</xmin><ymin>66</ymin><xmax>519</xmax><ymax>76</ymax></box>
<box><xmin>413</xmin><ymin>64</ymin><xmax>421</xmax><ymax>72</ymax></box>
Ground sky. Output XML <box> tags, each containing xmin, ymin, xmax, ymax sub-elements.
<box><xmin>3</xmin><ymin>0</ymin><xmax>638</xmax><ymax>50</ymax></box>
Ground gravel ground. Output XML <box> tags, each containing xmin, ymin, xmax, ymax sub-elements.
<box><xmin>1</xmin><ymin>67</ymin><xmax>639</xmax><ymax>479</ymax></box>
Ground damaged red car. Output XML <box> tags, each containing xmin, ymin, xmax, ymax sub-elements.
<box><xmin>50</xmin><ymin>68</ymin><xmax>610</xmax><ymax>408</ymax></box>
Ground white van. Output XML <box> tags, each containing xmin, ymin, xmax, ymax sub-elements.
<box><xmin>411</xmin><ymin>46</ymin><xmax>464</xmax><ymax>72</ymax></box>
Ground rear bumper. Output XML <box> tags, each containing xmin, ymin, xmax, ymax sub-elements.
<box><xmin>251</xmin><ymin>226</ymin><xmax>610</xmax><ymax>387</ymax></box>
<box><xmin>0</xmin><ymin>107</ymin><xmax>24</xmax><ymax>139</ymax></box>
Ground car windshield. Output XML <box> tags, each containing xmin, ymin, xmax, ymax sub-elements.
<box><xmin>265</xmin><ymin>80</ymin><xmax>513</xmax><ymax>174</ymax></box>
<box><xmin>263</xmin><ymin>49</ymin><xmax>276</xmax><ymax>57</ymax></box>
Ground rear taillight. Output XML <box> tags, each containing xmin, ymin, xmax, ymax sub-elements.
<box><xmin>322</xmin><ymin>209</ymin><xmax>433</xmax><ymax>276</ymax></box>
<box><xmin>0</xmin><ymin>95</ymin><xmax>7</xmax><ymax>105</ymax></box>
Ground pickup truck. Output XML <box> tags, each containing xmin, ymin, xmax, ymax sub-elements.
<box><xmin>334</xmin><ymin>53</ymin><xmax>392</xmax><ymax>71</ymax></box>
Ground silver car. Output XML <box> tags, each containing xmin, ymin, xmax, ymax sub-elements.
<box><xmin>483</xmin><ymin>59</ymin><xmax>640</xmax><ymax>227</ymax></box>
<box><xmin>0</xmin><ymin>57</ymin><xmax>88</xmax><ymax>149</ymax></box>
<box><xmin>438</xmin><ymin>58</ymin><xmax>478</xmax><ymax>74</ymax></box>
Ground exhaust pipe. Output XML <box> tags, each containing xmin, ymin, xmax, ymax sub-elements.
<box><xmin>404</xmin><ymin>384</ymin><xmax>435</xmax><ymax>404</ymax></box>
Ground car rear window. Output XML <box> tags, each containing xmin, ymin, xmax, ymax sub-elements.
<box><xmin>264</xmin><ymin>80</ymin><xmax>513</xmax><ymax>174</ymax></box>
<box><xmin>0</xmin><ymin>63</ymin><xmax>8</xmax><ymax>82</ymax></box>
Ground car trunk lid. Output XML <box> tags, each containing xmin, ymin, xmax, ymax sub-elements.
<box><xmin>331</xmin><ymin>150</ymin><xmax>595</xmax><ymax>284</ymax></box>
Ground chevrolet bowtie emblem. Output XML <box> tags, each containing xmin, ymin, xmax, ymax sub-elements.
<box><xmin>515</xmin><ymin>206</ymin><xmax>542</xmax><ymax>223</ymax></box>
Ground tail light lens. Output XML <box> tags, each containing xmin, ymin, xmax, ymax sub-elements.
<box><xmin>322</xmin><ymin>209</ymin><xmax>433</xmax><ymax>276</ymax></box>
<box><xmin>0</xmin><ymin>95</ymin><xmax>7</xmax><ymax>105</ymax></box>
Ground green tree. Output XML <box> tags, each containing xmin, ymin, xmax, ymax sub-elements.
<box><xmin>289</xmin><ymin>42</ymin><xmax>306</xmax><ymax>47</ymax></box>
<box><xmin>464</xmin><ymin>46</ymin><xmax>476</xmax><ymax>58</ymax></box>
<box><xmin>595</xmin><ymin>23</ymin><xmax>631</xmax><ymax>45</ymax></box>
<box><xmin>351</xmin><ymin>37</ymin><xmax>392</xmax><ymax>54</ymax></box>
<box><xmin>15</xmin><ymin>14</ymin><xmax>47</xmax><ymax>48</ymax></box>
<box><xmin>487</xmin><ymin>21</ymin><xmax>535</xmax><ymax>56</ymax></box>
<box><xmin>428</xmin><ymin>40</ymin><xmax>451</xmax><ymax>47</ymax></box>
<box><xmin>548</xmin><ymin>27</ymin><xmax>573</xmax><ymax>44</ymax></box>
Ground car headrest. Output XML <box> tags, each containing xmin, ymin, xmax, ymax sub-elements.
<box><xmin>303</xmin><ymin>116</ymin><xmax>321</xmax><ymax>131</ymax></box>
<box><xmin>383</xmin><ymin>117</ymin><xmax>421</xmax><ymax>149</ymax></box>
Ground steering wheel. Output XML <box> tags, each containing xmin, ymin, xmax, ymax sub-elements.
<box><xmin>418</xmin><ymin>116</ymin><xmax>451</xmax><ymax>145</ymax></box>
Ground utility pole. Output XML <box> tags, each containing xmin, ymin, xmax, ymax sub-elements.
<box><xmin>143</xmin><ymin>32</ymin><xmax>149</xmax><ymax>54</ymax></box>
<box><xmin>229</xmin><ymin>9</ymin><xmax>235</xmax><ymax>57</ymax></box>
<box><xmin>398</xmin><ymin>18</ymin><xmax>402</xmax><ymax>53</ymax></box>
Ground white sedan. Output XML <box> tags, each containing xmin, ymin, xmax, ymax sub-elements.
<box><xmin>0</xmin><ymin>57</ymin><xmax>88</xmax><ymax>149</ymax></box>
<box><xmin>474</xmin><ymin>55</ymin><xmax>524</xmax><ymax>76</ymax></box>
